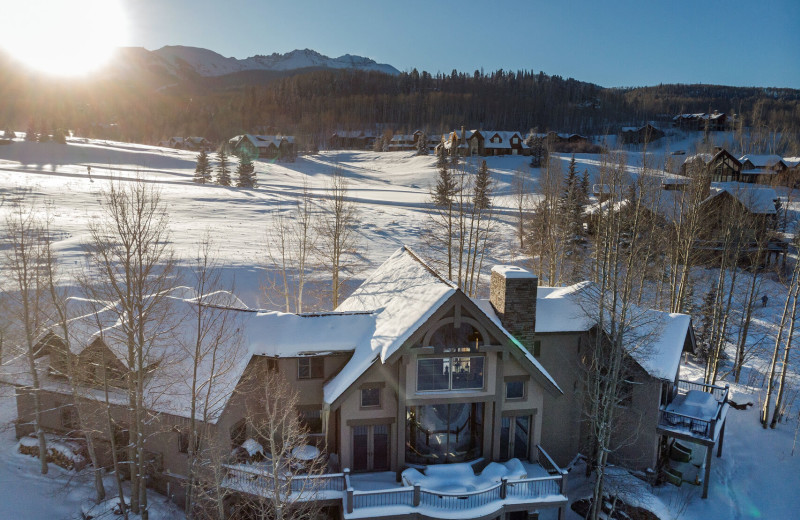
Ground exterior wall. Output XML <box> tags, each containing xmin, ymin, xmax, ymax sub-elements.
<box><xmin>536</xmin><ymin>333</ymin><xmax>586</xmax><ymax>467</ymax></box>
<box><xmin>611</xmin><ymin>372</ymin><xmax>662</xmax><ymax>471</ymax></box>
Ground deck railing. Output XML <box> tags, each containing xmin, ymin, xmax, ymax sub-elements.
<box><xmin>659</xmin><ymin>380</ymin><xmax>729</xmax><ymax>439</ymax></box>
<box><xmin>224</xmin><ymin>446</ymin><xmax>568</xmax><ymax>517</ymax></box>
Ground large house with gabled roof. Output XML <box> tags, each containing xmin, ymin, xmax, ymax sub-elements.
<box><xmin>8</xmin><ymin>246</ymin><xmax>723</xmax><ymax>518</ymax></box>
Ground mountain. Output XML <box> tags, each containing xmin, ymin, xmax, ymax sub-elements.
<box><xmin>151</xmin><ymin>46</ymin><xmax>400</xmax><ymax>77</ymax></box>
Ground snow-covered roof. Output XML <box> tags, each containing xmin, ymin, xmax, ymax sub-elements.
<box><xmin>683</xmin><ymin>153</ymin><xmax>713</xmax><ymax>165</ymax></box>
<box><xmin>326</xmin><ymin>247</ymin><xmax>458</xmax><ymax>403</ymax></box>
<box><xmin>739</xmin><ymin>154</ymin><xmax>784</xmax><ymax>168</ymax></box>
<box><xmin>783</xmin><ymin>157</ymin><xmax>800</xmax><ymax>168</ymax></box>
<box><xmin>506</xmin><ymin>282</ymin><xmax>690</xmax><ymax>381</ymax></box>
<box><xmin>482</xmin><ymin>131</ymin><xmax>523</xmax><ymax>149</ymax></box>
<box><xmin>233</xmin><ymin>134</ymin><xmax>295</xmax><ymax>149</ymax></box>
<box><xmin>707</xmin><ymin>183</ymin><xmax>777</xmax><ymax>214</ymax></box>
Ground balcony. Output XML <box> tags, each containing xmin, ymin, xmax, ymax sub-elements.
<box><xmin>222</xmin><ymin>445</ymin><xmax>568</xmax><ymax>520</ymax></box>
<box><xmin>657</xmin><ymin>380</ymin><xmax>729</xmax><ymax>444</ymax></box>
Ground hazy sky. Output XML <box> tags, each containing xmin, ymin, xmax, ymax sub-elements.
<box><xmin>124</xmin><ymin>0</ymin><xmax>800</xmax><ymax>88</ymax></box>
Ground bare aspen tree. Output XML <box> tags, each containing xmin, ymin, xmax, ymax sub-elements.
<box><xmin>581</xmin><ymin>151</ymin><xmax>657</xmax><ymax>520</ymax></box>
<box><xmin>666</xmin><ymin>157</ymin><xmax>711</xmax><ymax>314</ymax></box>
<box><xmin>527</xmin><ymin>156</ymin><xmax>569</xmax><ymax>285</ymax></box>
<box><xmin>39</xmin><ymin>216</ymin><xmax>106</xmax><ymax>502</ymax></box>
<box><xmin>82</xmin><ymin>181</ymin><xmax>177</xmax><ymax>519</ymax></box>
<box><xmin>182</xmin><ymin>236</ymin><xmax>245</xmax><ymax>518</ymax></box>
<box><xmin>1</xmin><ymin>203</ymin><xmax>50</xmax><ymax>474</ymax></box>
<box><xmin>512</xmin><ymin>166</ymin><xmax>529</xmax><ymax>250</ymax></box>
<box><xmin>265</xmin><ymin>180</ymin><xmax>318</xmax><ymax>313</ymax></box>
<box><xmin>762</xmin><ymin>233</ymin><xmax>800</xmax><ymax>428</ymax></box>
<box><xmin>233</xmin><ymin>369</ymin><xmax>327</xmax><ymax>520</ymax></box>
<box><xmin>317</xmin><ymin>168</ymin><xmax>359</xmax><ymax>309</ymax></box>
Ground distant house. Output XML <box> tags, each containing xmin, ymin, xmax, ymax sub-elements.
<box><xmin>387</xmin><ymin>131</ymin><xmax>423</xmax><ymax>151</ymax></box>
<box><xmin>167</xmin><ymin>136</ymin><xmax>186</xmax><ymax>148</ymax></box>
<box><xmin>228</xmin><ymin>134</ymin><xmax>296</xmax><ymax>161</ymax></box>
<box><xmin>681</xmin><ymin>148</ymin><xmax>742</xmax><ymax>183</ymax></box>
<box><xmin>620</xmin><ymin>124</ymin><xmax>665</xmax><ymax>144</ymax></box>
<box><xmin>184</xmin><ymin>136</ymin><xmax>212</xmax><ymax>151</ymax></box>
<box><xmin>739</xmin><ymin>154</ymin><xmax>786</xmax><ymax>183</ymax></box>
<box><xmin>330</xmin><ymin>131</ymin><xmax>377</xmax><ymax>150</ymax></box>
<box><xmin>672</xmin><ymin>112</ymin><xmax>727</xmax><ymax>131</ymax></box>
<box><xmin>439</xmin><ymin>128</ymin><xmax>526</xmax><ymax>156</ymax></box>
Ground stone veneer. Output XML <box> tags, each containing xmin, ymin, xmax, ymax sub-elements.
<box><xmin>489</xmin><ymin>265</ymin><xmax>537</xmax><ymax>351</ymax></box>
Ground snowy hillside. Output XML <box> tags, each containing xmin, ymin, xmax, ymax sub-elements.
<box><xmin>152</xmin><ymin>46</ymin><xmax>400</xmax><ymax>76</ymax></box>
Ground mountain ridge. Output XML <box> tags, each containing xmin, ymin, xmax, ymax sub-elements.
<box><xmin>150</xmin><ymin>45</ymin><xmax>400</xmax><ymax>77</ymax></box>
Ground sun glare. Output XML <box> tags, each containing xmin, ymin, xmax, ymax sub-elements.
<box><xmin>1</xmin><ymin>1</ymin><xmax>128</xmax><ymax>76</ymax></box>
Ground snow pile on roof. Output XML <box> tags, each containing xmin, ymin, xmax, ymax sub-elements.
<box><xmin>708</xmin><ymin>183</ymin><xmax>777</xmax><ymax>214</ymax></box>
<box><xmin>534</xmin><ymin>283</ymin><xmax>595</xmax><ymax>333</ymax></box>
<box><xmin>784</xmin><ymin>157</ymin><xmax>800</xmax><ymax>168</ymax></box>
<box><xmin>326</xmin><ymin>247</ymin><xmax>457</xmax><ymax>403</ymax></box>
<box><xmin>492</xmin><ymin>265</ymin><xmax>537</xmax><ymax>279</ymax></box>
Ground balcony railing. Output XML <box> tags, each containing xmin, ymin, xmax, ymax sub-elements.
<box><xmin>223</xmin><ymin>445</ymin><xmax>568</xmax><ymax>518</ymax></box>
<box><xmin>658</xmin><ymin>380</ymin><xmax>729</xmax><ymax>440</ymax></box>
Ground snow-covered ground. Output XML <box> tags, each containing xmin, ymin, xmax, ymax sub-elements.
<box><xmin>1</xmin><ymin>135</ymin><xmax>799</xmax><ymax>519</ymax></box>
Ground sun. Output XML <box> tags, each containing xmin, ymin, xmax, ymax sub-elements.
<box><xmin>1</xmin><ymin>1</ymin><xmax>128</xmax><ymax>76</ymax></box>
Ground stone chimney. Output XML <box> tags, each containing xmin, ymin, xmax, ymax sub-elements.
<box><xmin>489</xmin><ymin>265</ymin><xmax>537</xmax><ymax>351</ymax></box>
<box><xmin>461</xmin><ymin>125</ymin><xmax>466</xmax><ymax>147</ymax></box>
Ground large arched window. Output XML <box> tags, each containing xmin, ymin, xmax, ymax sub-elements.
<box><xmin>405</xmin><ymin>402</ymin><xmax>483</xmax><ymax>464</ymax></box>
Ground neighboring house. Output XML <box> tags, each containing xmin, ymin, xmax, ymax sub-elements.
<box><xmin>184</xmin><ymin>136</ymin><xmax>212</xmax><ymax>151</ymax></box>
<box><xmin>672</xmin><ymin>112</ymin><xmax>727</xmax><ymax>131</ymax></box>
<box><xmin>8</xmin><ymin>247</ymin><xmax>717</xmax><ymax>518</ymax></box>
<box><xmin>167</xmin><ymin>136</ymin><xmax>186</xmax><ymax>148</ymax></box>
<box><xmin>739</xmin><ymin>154</ymin><xmax>786</xmax><ymax>183</ymax></box>
<box><xmin>681</xmin><ymin>149</ymin><xmax>742</xmax><ymax>183</ymax></box>
<box><xmin>228</xmin><ymin>134</ymin><xmax>296</xmax><ymax>161</ymax></box>
<box><xmin>330</xmin><ymin>131</ymin><xmax>378</xmax><ymax>150</ymax></box>
<box><xmin>439</xmin><ymin>128</ymin><xmax>526</xmax><ymax>156</ymax></box>
<box><xmin>388</xmin><ymin>131</ymin><xmax>423</xmax><ymax>151</ymax></box>
<box><xmin>620</xmin><ymin>124</ymin><xmax>665</xmax><ymax>145</ymax></box>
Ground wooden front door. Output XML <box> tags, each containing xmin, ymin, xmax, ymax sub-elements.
<box><xmin>352</xmin><ymin>424</ymin><xmax>390</xmax><ymax>472</ymax></box>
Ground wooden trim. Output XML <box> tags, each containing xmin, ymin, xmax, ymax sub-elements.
<box><xmin>502</xmin><ymin>408</ymin><xmax>538</xmax><ymax>418</ymax></box>
<box><xmin>406</xmin><ymin>395</ymin><xmax>494</xmax><ymax>406</ymax></box>
<box><xmin>359</xmin><ymin>381</ymin><xmax>386</xmax><ymax>389</ymax></box>
<box><xmin>504</xmin><ymin>375</ymin><xmax>529</xmax><ymax>383</ymax></box>
<box><xmin>346</xmin><ymin>417</ymin><xmax>395</xmax><ymax>427</ymax></box>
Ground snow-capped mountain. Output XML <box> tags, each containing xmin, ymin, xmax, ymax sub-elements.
<box><xmin>153</xmin><ymin>46</ymin><xmax>399</xmax><ymax>76</ymax></box>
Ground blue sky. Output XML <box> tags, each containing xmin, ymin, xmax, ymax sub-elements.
<box><xmin>127</xmin><ymin>0</ymin><xmax>800</xmax><ymax>88</ymax></box>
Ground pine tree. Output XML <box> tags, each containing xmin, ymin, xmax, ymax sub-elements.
<box><xmin>52</xmin><ymin>128</ymin><xmax>66</xmax><ymax>144</ymax></box>
<box><xmin>38</xmin><ymin>128</ymin><xmax>50</xmax><ymax>142</ymax></box>
<box><xmin>193</xmin><ymin>149</ymin><xmax>212</xmax><ymax>184</ymax></box>
<box><xmin>473</xmin><ymin>160</ymin><xmax>492</xmax><ymax>210</ymax></box>
<box><xmin>372</xmin><ymin>135</ymin><xmax>384</xmax><ymax>152</ymax></box>
<box><xmin>216</xmin><ymin>147</ymin><xmax>231</xmax><ymax>186</ymax></box>
<box><xmin>436</xmin><ymin>145</ymin><xmax>447</xmax><ymax>168</ymax></box>
<box><xmin>25</xmin><ymin>125</ymin><xmax>37</xmax><ymax>141</ymax></box>
<box><xmin>4</xmin><ymin>127</ymin><xmax>15</xmax><ymax>140</ymax></box>
<box><xmin>580</xmin><ymin>170</ymin><xmax>591</xmax><ymax>207</ymax></box>
<box><xmin>236</xmin><ymin>153</ymin><xmax>257</xmax><ymax>188</ymax></box>
<box><xmin>416</xmin><ymin>132</ymin><xmax>429</xmax><ymax>156</ymax></box>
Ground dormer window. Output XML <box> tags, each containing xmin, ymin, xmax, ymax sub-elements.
<box><xmin>298</xmin><ymin>357</ymin><xmax>324</xmax><ymax>379</ymax></box>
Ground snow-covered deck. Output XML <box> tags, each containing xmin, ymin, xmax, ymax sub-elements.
<box><xmin>657</xmin><ymin>380</ymin><xmax>730</xmax><ymax>444</ymax></box>
<box><xmin>222</xmin><ymin>446</ymin><xmax>568</xmax><ymax>519</ymax></box>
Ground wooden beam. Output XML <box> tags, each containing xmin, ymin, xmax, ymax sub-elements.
<box><xmin>702</xmin><ymin>445</ymin><xmax>713</xmax><ymax>499</ymax></box>
<box><xmin>717</xmin><ymin>421</ymin><xmax>725</xmax><ymax>458</ymax></box>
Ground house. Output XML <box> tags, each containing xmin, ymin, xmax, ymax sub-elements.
<box><xmin>388</xmin><ymin>131</ymin><xmax>424</xmax><ymax>151</ymax></box>
<box><xmin>184</xmin><ymin>136</ymin><xmax>212</xmax><ymax>151</ymax></box>
<box><xmin>672</xmin><ymin>112</ymin><xmax>727</xmax><ymax>132</ymax></box>
<box><xmin>739</xmin><ymin>154</ymin><xmax>786</xmax><ymax>183</ymax></box>
<box><xmin>228</xmin><ymin>134</ymin><xmax>296</xmax><ymax>161</ymax></box>
<box><xmin>681</xmin><ymin>148</ymin><xmax>742</xmax><ymax>183</ymax></box>
<box><xmin>8</xmin><ymin>247</ymin><xmax>711</xmax><ymax>518</ymax></box>
<box><xmin>439</xmin><ymin>128</ymin><xmax>526</xmax><ymax>156</ymax></box>
<box><xmin>620</xmin><ymin>124</ymin><xmax>665</xmax><ymax>145</ymax></box>
<box><xmin>330</xmin><ymin>131</ymin><xmax>378</xmax><ymax>150</ymax></box>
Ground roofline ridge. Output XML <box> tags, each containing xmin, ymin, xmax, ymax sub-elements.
<box><xmin>401</xmin><ymin>245</ymin><xmax>459</xmax><ymax>289</ymax></box>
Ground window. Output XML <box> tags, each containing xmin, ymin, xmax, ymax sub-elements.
<box><xmin>60</xmin><ymin>405</ymin><xmax>79</xmax><ymax>430</ymax></box>
<box><xmin>299</xmin><ymin>408</ymin><xmax>323</xmax><ymax>434</ymax></box>
<box><xmin>406</xmin><ymin>403</ymin><xmax>484</xmax><ymax>464</ymax></box>
<box><xmin>360</xmin><ymin>387</ymin><xmax>381</xmax><ymax>408</ymax></box>
<box><xmin>298</xmin><ymin>357</ymin><xmax>324</xmax><ymax>379</ymax></box>
<box><xmin>500</xmin><ymin>415</ymin><xmax>530</xmax><ymax>460</ymax></box>
<box><xmin>416</xmin><ymin>356</ymin><xmax>484</xmax><ymax>392</ymax></box>
<box><xmin>505</xmin><ymin>380</ymin><xmax>525</xmax><ymax>400</ymax></box>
